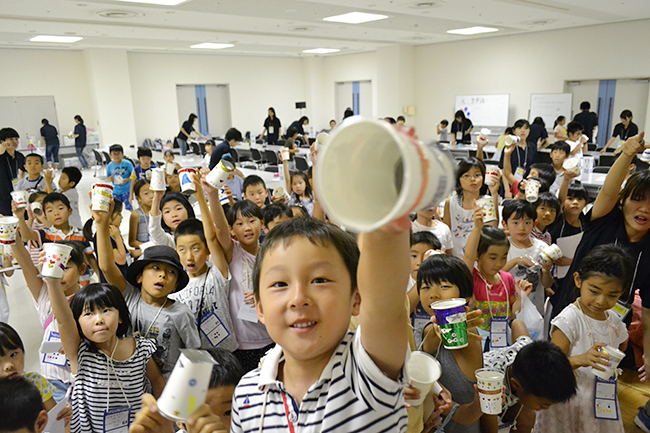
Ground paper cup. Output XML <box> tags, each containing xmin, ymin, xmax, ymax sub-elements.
<box><xmin>178</xmin><ymin>168</ymin><xmax>197</xmax><ymax>195</ymax></box>
<box><xmin>484</xmin><ymin>165</ymin><xmax>500</xmax><ymax>186</ymax></box>
<box><xmin>476</xmin><ymin>197</ymin><xmax>496</xmax><ymax>224</ymax></box>
<box><xmin>475</xmin><ymin>368</ymin><xmax>504</xmax><ymax>415</ymax></box>
<box><xmin>10</xmin><ymin>191</ymin><xmax>28</xmax><ymax>209</ymax></box>
<box><xmin>582</xmin><ymin>156</ymin><xmax>595</xmax><ymax>174</ymax></box>
<box><xmin>206</xmin><ymin>159</ymin><xmax>235</xmax><ymax>189</ymax></box>
<box><xmin>316</xmin><ymin>132</ymin><xmax>329</xmax><ymax>152</ymax></box>
<box><xmin>157</xmin><ymin>350</ymin><xmax>217</xmax><ymax>422</ymax></box>
<box><xmin>562</xmin><ymin>158</ymin><xmax>581</xmax><ymax>176</ymax></box>
<box><xmin>30</xmin><ymin>201</ymin><xmax>42</xmax><ymax>215</ymax></box>
<box><xmin>218</xmin><ymin>188</ymin><xmax>229</xmax><ymax>205</ymax></box>
<box><xmin>166</xmin><ymin>162</ymin><xmax>176</xmax><ymax>176</ymax></box>
<box><xmin>315</xmin><ymin>117</ymin><xmax>456</xmax><ymax>233</ymax></box>
<box><xmin>41</xmin><ymin>243</ymin><xmax>73</xmax><ymax>279</ymax></box>
<box><xmin>0</xmin><ymin>217</ymin><xmax>19</xmax><ymax>245</ymax></box>
<box><xmin>91</xmin><ymin>183</ymin><xmax>114</xmax><ymax>212</ymax></box>
<box><xmin>525</xmin><ymin>179</ymin><xmax>541</xmax><ymax>203</ymax></box>
<box><xmin>150</xmin><ymin>168</ymin><xmax>167</xmax><ymax>191</ymax></box>
<box><xmin>431</xmin><ymin>298</ymin><xmax>468</xmax><ymax>349</ymax></box>
<box><xmin>477</xmin><ymin>128</ymin><xmax>490</xmax><ymax>145</ymax></box>
<box><xmin>640</xmin><ymin>149</ymin><xmax>650</xmax><ymax>163</ymax></box>
<box><xmin>539</xmin><ymin>244</ymin><xmax>562</xmax><ymax>265</ymax></box>
<box><xmin>592</xmin><ymin>345</ymin><xmax>625</xmax><ymax>380</ymax></box>
<box><xmin>273</xmin><ymin>186</ymin><xmax>285</xmax><ymax>199</ymax></box>
<box><xmin>407</xmin><ymin>352</ymin><xmax>443</xmax><ymax>406</ymax></box>
<box><xmin>281</xmin><ymin>149</ymin><xmax>290</xmax><ymax>161</ymax></box>
<box><xmin>504</xmin><ymin>135</ymin><xmax>520</xmax><ymax>147</ymax></box>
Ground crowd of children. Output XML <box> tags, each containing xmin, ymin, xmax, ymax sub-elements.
<box><xmin>1</xmin><ymin>122</ymin><xmax>650</xmax><ymax>433</ymax></box>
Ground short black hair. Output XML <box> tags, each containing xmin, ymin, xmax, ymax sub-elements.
<box><xmin>566</xmin><ymin>183</ymin><xmax>589</xmax><ymax>201</ymax></box>
<box><xmin>299</xmin><ymin>116</ymin><xmax>309</xmax><ymax>124</ymax></box>
<box><xmin>243</xmin><ymin>175</ymin><xmax>266</xmax><ymax>193</ymax></box>
<box><xmin>512</xmin><ymin>340</ymin><xmax>577</xmax><ymax>402</ymax></box>
<box><xmin>28</xmin><ymin>191</ymin><xmax>47</xmax><ymax>203</ymax></box>
<box><xmin>513</xmin><ymin>119</ymin><xmax>530</xmax><ymax>130</ymax></box>
<box><xmin>567</xmin><ymin>121</ymin><xmax>583</xmax><ymax>135</ymax></box>
<box><xmin>62</xmin><ymin>166</ymin><xmax>82</xmax><ymax>187</ymax></box>
<box><xmin>137</xmin><ymin>147</ymin><xmax>153</xmax><ymax>158</ymax></box>
<box><xmin>530</xmin><ymin>163</ymin><xmax>556</xmax><ymax>187</ymax></box>
<box><xmin>455</xmin><ymin>157</ymin><xmax>487</xmax><ymax>196</ymax></box>
<box><xmin>618</xmin><ymin>169</ymin><xmax>650</xmax><ymax>206</ymax></box>
<box><xmin>576</xmin><ymin>244</ymin><xmax>635</xmax><ymax>300</ymax></box>
<box><xmin>225</xmin><ymin>128</ymin><xmax>242</xmax><ymax>142</ymax></box>
<box><xmin>384</xmin><ymin>117</ymin><xmax>396</xmax><ymax>124</ymax></box>
<box><xmin>286</xmin><ymin>126</ymin><xmax>298</xmax><ymax>138</ymax></box>
<box><xmin>263</xmin><ymin>202</ymin><xmax>293</xmax><ymax>228</ymax></box>
<box><xmin>440</xmin><ymin>119</ymin><xmax>449</xmax><ymax>126</ymax></box>
<box><xmin>410</xmin><ymin>231</ymin><xmax>441</xmax><ymax>250</ymax></box>
<box><xmin>397</xmin><ymin>116</ymin><xmax>405</xmax><ymax>122</ymax></box>
<box><xmin>580</xmin><ymin>101</ymin><xmax>590</xmax><ymax>110</ymax></box>
<box><xmin>0</xmin><ymin>128</ymin><xmax>19</xmax><ymax>141</ymax></box>
<box><xmin>0</xmin><ymin>377</ymin><xmax>44</xmax><ymax>432</ymax></box>
<box><xmin>620</xmin><ymin>109</ymin><xmax>633</xmax><ymax>120</ymax></box>
<box><xmin>226</xmin><ymin>200</ymin><xmax>264</xmax><ymax>227</ymax></box>
<box><xmin>25</xmin><ymin>153</ymin><xmax>44</xmax><ymax>164</ymax></box>
<box><xmin>70</xmin><ymin>284</ymin><xmax>132</xmax><ymax>353</ymax></box>
<box><xmin>174</xmin><ymin>218</ymin><xmax>207</xmax><ymax>246</ymax></box>
<box><xmin>477</xmin><ymin>226</ymin><xmax>509</xmax><ymax>257</ymax></box>
<box><xmin>534</xmin><ymin>192</ymin><xmax>561</xmax><ymax>215</ymax></box>
<box><xmin>550</xmin><ymin>141</ymin><xmax>571</xmax><ymax>156</ymax></box>
<box><xmin>133</xmin><ymin>179</ymin><xmax>150</xmax><ymax>197</ymax></box>
<box><xmin>109</xmin><ymin>144</ymin><xmax>124</xmax><ymax>154</ymax></box>
<box><xmin>502</xmin><ymin>200</ymin><xmax>536</xmax><ymax>223</ymax></box>
<box><xmin>159</xmin><ymin>193</ymin><xmax>195</xmax><ymax>233</ymax></box>
<box><xmin>417</xmin><ymin>254</ymin><xmax>473</xmax><ymax>298</ymax></box>
<box><xmin>253</xmin><ymin>218</ymin><xmax>359</xmax><ymax>299</ymax></box>
<box><xmin>0</xmin><ymin>322</ymin><xmax>24</xmax><ymax>357</ymax></box>
<box><xmin>43</xmin><ymin>192</ymin><xmax>71</xmax><ymax>210</ymax></box>
<box><xmin>206</xmin><ymin>348</ymin><xmax>245</xmax><ymax>388</ymax></box>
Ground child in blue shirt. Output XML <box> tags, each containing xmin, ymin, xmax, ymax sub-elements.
<box><xmin>106</xmin><ymin>144</ymin><xmax>134</xmax><ymax>210</ymax></box>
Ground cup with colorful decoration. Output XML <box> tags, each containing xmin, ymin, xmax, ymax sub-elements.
<box><xmin>150</xmin><ymin>168</ymin><xmax>167</xmax><ymax>191</ymax></box>
<box><xmin>539</xmin><ymin>244</ymin><xmax>562</xmax><ymax>265</ymax></box>
<box><xmin>484</xmin><ymin>165</ymin><xmax>500</xmax><ymax>186</ymax></box>
<box><xmin>524</xmin><ymin>179</ymin><xmax>541</xmax><ymax>203</ymax></box>
<box><xmin>592</xmin><ymin>345</ymin><xmax>625</xmax><ymax>380</ymax></box>
<box><xmin>206</xmin><ymin>159</ymin><xmax>235</xmax><ymax>189</ymax></box>
<box><xmin>475</xmin><ymin>196</ymin><xmax>496</xmax><ymax>224</ymax></box>
<box><xmin>477</xmin><ymin>128</ymin><xmax>491</xmax><ymax>145</ymax></box>
<box><xmin>178</xmin><ymin>168</ymin><xmax>197</xmax><ymax>195</ymax></box>
<box><xmin>0</xmin><ymin>217</ymin><xmax>19</xmax><ymax>246</ymax></box>
<box><xmin>504</xmin><ymin>135</ymin><xmax>520</xmax><ymax>147</ymax></box>
<box><xmin>40</xmin><ymin>243</ymin><xmax>74</xmax><ymax>279</ymax></box>
<box><xmin>431</xmin><ymin>298</ymin><xmax>468</xmax><ymax>349</ymax></box>
<box><xmin>91</xmin><ymin>183</ymin><xmax>114</xmax><ymax>212</ymax></box>
<box><xmin>475</xmin><ymin>368</ymin><xmax>504</xmax><ymax>415</ymax></box>
<box><xmin>10</xmin><ymin>191</ymin><xmax>28</xmax><ymax>209</ymax></box>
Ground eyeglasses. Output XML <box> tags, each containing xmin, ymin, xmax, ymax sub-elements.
<box><xmin>461</xmin><ymin>173</ymin><xmax>483</xmax><ymax>180</ymax></box>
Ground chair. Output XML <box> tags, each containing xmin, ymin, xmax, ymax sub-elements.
<box><xmin>250</xmin><ymin>148</ymin><xmax>266</xmax><ymax>169</ymax></box>
<box><xmin>593</xmin><ymin>166</ymin><xmax>610</xmax><ymax>174</ymax></box>
<box><xmin>599</xmin><ymin>154</ymin><xmax>617</xmax><ymax>167</ymax></box>
<box><xmin>277</xmin><ymin>139</ymin><xmax>286</xmax><ymax>147</ymax></box>
<box><xmin>588</xmin><ymin>143</ymin><xmax>597</xmax><ymax>152</ymax></box>
<box><xmin>483</xmin><ymin>159</ymin><xmax>500</xmax><ymax>166</ymax></box>
<box><xmin>91</xmin><ymin>149</ymin><xmax>104</xmax><ymax>177</ymax></box>
<box><xmin>264</xmin><ymin>166</ymin><xmax>279</xmax><ymax>173</ymax></box>
<box><xmin>264</xmin><ymin>150</ymin><xmax>279</xmax><ymax>166</ymax></box>
<box><xmin>189</xmin><ymin>142</ymin><xmax>200</xmax><ymax>155</ymax></box>
<box><xmin>469</xmin><ymin>150</ymin><xmax>477</xmax><ymax>158</ymax></box>
<box><xmin>101</xmin><ymin>151</ymin><xmax>111</xmax><ymax>165</ymax></box>
<box><xmin>538</xmin><ymin>151</ymin><xmax>552</xmax><ymax>164</ymax></box>
<box><xmin>229</xmin><ymin>147</ymin><xmax>240</xmax><ymax>163</ymax></box>
<box><xmin>294</xmin><ymin>156</ymin><xmax>309</xmax><ymax>172</ymax></box>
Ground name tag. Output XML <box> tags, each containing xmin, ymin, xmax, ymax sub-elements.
<box><xmin>103</xmin><ymin>406</ymin><xmax>131</xmax><ymax>433</ymax></box>
<box><xmin>490</xmin><ymin>316</ymin><xmax>508</xmax><ymax>349</ymax></box>
<box><xmin>610</xmin><ymin>300</ymin><xmax>631</xmax><ymax>321</ymax></box>
<box><xmin>514</xmin><ymin>167</ymin><xmax>525</xmax><ymax>182</ymax></box>
<box><xmin>42</xmin><ymin>331</ymin><xmax>67</xmax><ymax>367</ymax></box>
<box><xmin>456</xmin><ymin>131</ymin><xmax>463</xmax><ymax>140</ymax></box>
<box><xmin>198</xmin><ymin>311</ymin><xmax>230</xmax><ymax>347</ymax></box>
<box><xmin>268</xmin><ymin>126</ymin><xmax>274</xmax><ymax>134</ymax></box>
<box><xmin>594</xmin><ymin>377</ymin><xmax>618</xmax><ymax>420</ymax></box>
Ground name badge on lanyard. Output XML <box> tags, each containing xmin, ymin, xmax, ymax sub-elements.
<box><xmin>103</xmin><ymin>406</ymin><xmax>131</xmax><ymax>433</ymax></box>
<box><xmin>456</xmin><ymin>131</ymin><xmax>463</xmax><ymax>140</ymax></box>
<box><xmin>198</xmin><ymin>311</ymin><xmax>230</xmax><ymax>347</ymax></box>
<box><xmin>594</xmin><ymin>376</ymin><xmax>619</xmax><ymax>420</ymax></box>
<box><xmin>514</xmin><ymin>167</ymin><xmax>525</xmax><ymax>182</ymax></box>
<box><xmin>610</xmin><ymin>300</ymin><xmax>632</xmax><ymax>321</ymax></box>
<box><xmin>490</xmin><ymin>316</ymin><xmax>508</xmax><ymax>349</ymax></box>
<box><xmin>268</xmin><ymin>126</ymin><xmax>274</xmax><ymax>135</ymax></box>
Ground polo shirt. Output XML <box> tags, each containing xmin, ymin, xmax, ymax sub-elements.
<box><xmin>612</xmin><ymin>121</ymin><xmax>639</xmax><ymax>141</ymax></box>
<box><xmin>74</xmin><ymin>123</ymin><xmax>86</xmax><ymax>148</ymax></box>
<box><xmin>289</xmin><ymin>120</ymin><xmax>305</xmax><ymax>135</ymax></box>
<box><xmin>0</xmin><ymin>150</ymin><xmax>26</xmax><ymax>215</ymax></box>
<box><xmin>178</xmin><ymin>120</ymin><xmax>194</xmax><ymax>141</ymax></box>
<box><xmin>263</xmin><ymin>117</ymin><xmax>281</xmax><ymax>143</ymax></box>
<box><xmin>40</xmin><ymin>124</ymin><xmax>60</xmax><ymax>147</ymax></box>
<box><xmin>231</xmin><ymin>328</ymin><xmax>408</xmax><ymax>432</ymax></box>
<box><xmin>572</xmin><ymin>111</ymin><xmax>598</xmax><ymax>141</ymax></box>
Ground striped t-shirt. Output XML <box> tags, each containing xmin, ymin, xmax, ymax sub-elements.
<box><xmin>231</xmin><ymin>329</ymin><xmax>408</xmax><ymax>433</ymax></box>
<box><xmin>70</xmin><ymin>337</ymin><xmax>156</xmax><ymax>433</ymax></box>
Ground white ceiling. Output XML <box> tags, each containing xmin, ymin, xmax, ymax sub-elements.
<box><xmin>1</xmin><ymin>0</ymin><xmax>649</xmax><ymax>57</ymax></box>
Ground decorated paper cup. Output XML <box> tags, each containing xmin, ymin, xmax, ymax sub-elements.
<box><xmin>157</xmin><ymin>350</ymin><xmax>217</xmax><ymax>422</ymax></box>
<box><xmin>477</xmin><ymin>128</ymin><xmax>490</xmax><ymax>145</ymax></box>
<box><xmin>562</xmin><ymin>157</ymin><xmax>581</xmax><ymax>176</ymax></box>
<box><xmin>504</xmin><ymin>135</ymin><xmax>520</xmax><ymax>147</ymax></box>
<box><xmin>525</xmin><ymin>179</ymin><xmax>541</xmax><ymax>203</ymax></box>
<box><xmin>91</xmin><ymin>183</ymin><xmax>114</xmax><ymax>212</ymax></box>
<box><xmin>407</xmin><ymin>351</ymin><xmax>443</xmax><ymax>406</ymax></box>
<box><xmin>273</xmin><ymin>186</ymin><xmax>285</xmax><ymax>200</ymax></box>
<box><xmin>178</xmin><ymin>168</ymin><xmax>197</xmax><ymax>195</ymax></box>
<box><xmin>166</xmin><ymin>162</ymin><xmax>176</xmax><ymax>176</ymax></box>
<box><xmin>484</xmin><ymin>165</ymin><xmax>500</xmax><ymax>186</ymax></box>
<box><xmin>281</xmin><ymin>149</ymin><xmax>290</xmax><ymax>161</ymax></box>
<box><xmin>639</xmin><ymin>149</ymin><xmax>650</xmax><ymax>163</ymax></box>
<box><xmin>10</xmin><ymin>191</ymin><xmax>28</xmax><ymax>209</ymax></box>
<box><xmin>30</xmin><ymin>201</ymin><xmax>43</xmax><ymax>215</ymax></box>
<box><xmin>539</xmin><ymin>244</ymin><xmax>562</xmax><ymax>265</ymax></box>
<box><xmin>206</xmin><ymin>159</ymin><xmax>235</xmax><ymax>189</ymax></box>
<box><xmin>592</xmin><ymin>345</ymin><xmax>625</xmax><ymax>380</ymax></box>
<box><xmin>150</xmin><ymin>168</ymin><xmax>167</xmax><ymax>191</ymax></box>
<box><xmin>218</xmin><ymin>188</ymin><xmax>229</xmax><ymax>205</ymax></box>
<box><xmin>431</xmin><ymin>298</ymin><xmax>468</xmax><ymax>349</ymax></box>
<box><xmin>476</xmin><ymin>197</ymin><xmax>496</xmax><ymax>224</ymax></box>
<box><xmin>41</xmin><ymin>243</ymin><xmax>74</xmax><ymax>279</ymax></box>
<box><xmin>475</xmin><ymin>368</ymin><xmax>504</xmax><ymax>415</ymax></box>
<box><xmin>0</xmin><ymin>217</ymin><xmax>19</xmax><ymax>245</ymax></box>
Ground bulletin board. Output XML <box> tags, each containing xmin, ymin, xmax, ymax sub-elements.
<box><xmin>529</xmin><ymin>93</ymin><xmax>573</xmax><ymax>129</ymax></box>
<box><xmin>454</xmin><ymin>94</ymin><xmax>510</xmax><ymax>127</ymax></box>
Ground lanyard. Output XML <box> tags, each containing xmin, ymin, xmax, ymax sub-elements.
<box><xmin>477</xmin><ymin>269</ymin><xmax>510</xmax><ymax>320</ymax></box>
<box><xmin>614</xmin><ymin>239</ymin><xmax>642</xmax><ymax>305</ymax></box>
<box><xmin>5</xmin><ymin>153</ymin><xmax>17</xmax><ymax>181</ymax></box>
<box><xmin>575</xmin><ymin>300</ymin><xmax>613</xmax><ymax>347</ymax></box>
<box><xmin>281</xmin><ymin>393</ymin><xmax>297</xmax><ymax>433</ymax></box>
<box><xmin>136</xmin><ymin>298</ymin><xmax>167</xmax><ymax>338</ymax></box>
<box><xmin>515</xmin><ymin>144</ymin><xmax>528</xmax><ymax>170</ymax></box>
<box><xmin>196</xmin><ymin>267</ymin><xmax>211</xmax><ymax>333</ymax></box>
<box><xmin>104</xmin><ymin>339</ymin><xmax>130</xmax><ymax>409</ymax></box>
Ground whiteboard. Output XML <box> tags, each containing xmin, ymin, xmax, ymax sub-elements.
<box><xmin>455</xmin><ymin>94</ymin><xmax>509</xmax><ymax>127</ymax></box>
<box><xmin>529</xmin><ymin>93</ymin><xmax>572</xmax><ymax>129</ymax></box>
<box><xmin>0</xmin><ymin>96</ymin><xmax>59</xmax><ymax>145</ymax></box>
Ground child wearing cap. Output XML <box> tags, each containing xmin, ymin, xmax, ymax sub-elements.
<box><xmin>94</xmin><ymin>201</ymin><xmax>200</xmax><ymax>377</ymax></box>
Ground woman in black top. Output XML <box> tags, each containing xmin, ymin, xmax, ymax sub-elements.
<box><xmin>603</xmin><ymin>109</ymin><xmax>640</xmax><ymax>154</ymax></box>
<box><xmin>70</xmin><ymin>115</ymin><xmax>88</xmax><ymax>168</ymax></box>
<box><xmin>262</xmin><ymin>107</ymin><xmax>281</xmax><ymax>144</ymax></box>
<box><xmin>450</xmin><ymin>110</ymin><xmax>473</xmax><ymax>145</ymax></box>
<box><xmin>177</xmin><ymin>113</ymin><xmax>206</xmax><ymax>156</ymax></box>
<box><xmin>288</xmin><ymin>116</ymin><xmax>309</xmax><ymax>146</ymax></box>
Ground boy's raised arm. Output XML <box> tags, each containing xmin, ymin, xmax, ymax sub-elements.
<box><xmin>358</xmin><ymin>217</ymin><xmax>411</xmax><ymax>380</ymax></box>
<box><xmin>12</xmin><ymin>201</ymin><xmax>38</xmax><ymax>242</ymax></box>
<box><xmin>203</xmin><ymin>174</ymin><xmax>234</xmax><ymax>262</ymax></box>
<box><xmin>9</xmin><ymin>230</ymin><xmax>43</xmax><ymax>301</ymax></box>
<box><xmin>463</xmin><ymin>206</ymin><xmax>483</xmax><ymax>271</ymax></box>
<box><xmin>95</xmin><ymin>200</ymin><xmax>127</xmax><ymax>292</ymax></box>
<box><xmin>193</xmin><ymin>173</ymin><xmax>229</xmax><ymax>278</ymax></box>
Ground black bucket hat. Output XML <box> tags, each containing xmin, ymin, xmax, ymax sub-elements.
<box><xmin>126</xmin><ymin>245</ymin><xmax>189</xmax><ymax>291</ymax></box>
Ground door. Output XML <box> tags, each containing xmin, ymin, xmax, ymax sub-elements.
<box><xmin>597</xmin><ymin>80</ymin><xmax>616</xmax><ymax>149</ymax></box>
<box><xmin>176</xmin><ymin>84</ymin><xmax>232</xmax><ymax>138</ymax></box>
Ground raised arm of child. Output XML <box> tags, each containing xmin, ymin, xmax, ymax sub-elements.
<box><xmin>281</xmin><ymin>152</ymin><xmax>291</xmax><ymax>193</ymax></box>
<box><xmin>463</xmin><ymin>205</ymin><xmax>483</xmax><ymax>271</ymax></box>
<box><xmin>309</xmin><ymin>143</ymin><xmax>326</xmax><ymax>221</ymax></box>
<box><xmin>592</xmin><ymin>132</ymin><xmax>645</xmax><ymax>220</ymax></box>
<box><xmin>12</xmin><ymin>200</ymin><xmax>38</xmax><ymax>242</ymax></box>
<box><xmin>109</xmin><ymin>224</ymin><xmax>128</xmax><ymax>266</ymax></box>
<box><xmin>204</xmin><ymin>175</ymin><xmax>235</xmax><ymax>264</ymax></box>
<box><xmin>44</xmin><ymin>276</ymin><xmax>81</xmax><ymax>373</ymax></box>
<box><xmin>95</xmin><ymin>200</ymin><xmax>127</xmax><ymax>292</ymax></box>
<box><xmin>147</xmin><ymin>190</ymin><xmax>171</xmax><ymax>247</ymax></box>
<box><xmin>193</xmin><ymin>172</ymin><xmax>229</xmax><ymax>279</ymax></box>
<box><xmin>9</xmin><ymin>230</ymin><xmax>43</xmax><ymax>301</ymax></box>
<box><xmin>43</xmin><ymin>169</ymin><xmax>55</xmax><ymax>194</ymax></box>
<box><xmin>501</xmin><ymin>144</ymin><xmax>516</xmax><ymax>186</ymax></box>
<box><xmin>357</xmin><ymin>217</ymin><xmax>411</xmax><ymax>379</ymax></box>
<box><xmin>129</xmin><ymin>209</ymin><xmax>144</xmax><ymax>250</ymax></box>
<box><xmin>557</xmin><ymin>169</ymin><xmax>580</xmax><ymax>205</ymax></box>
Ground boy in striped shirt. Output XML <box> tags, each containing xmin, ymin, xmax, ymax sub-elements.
<box><xmin>231</xmin><ymin>217</ymin><xmax>411</xmax><ymax>432</ymax></box>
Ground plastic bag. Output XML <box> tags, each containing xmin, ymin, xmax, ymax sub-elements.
<box><xmin>515</xmin><ymin>290</ymin><xmax>544</xmax><ymax>340</ymax></box>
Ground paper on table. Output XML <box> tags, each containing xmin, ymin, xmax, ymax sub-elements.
<box><xmin>556</xmin><ymin>232</ymin><xmax>583</xmax><ymax>279</ymax></box>
<box><xmin>44</xmin><ymin>386</ymin><xmax>71</xmax><ymax>433</ymax></box>
<box><xmin>237</xmin><ymin>302</ymin><xmax>259</xmax><ymax>323</ymax></box>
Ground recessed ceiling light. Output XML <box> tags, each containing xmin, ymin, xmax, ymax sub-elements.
<box><xmin>323</xmin><ymin>12</ymin><xmax>387</xmax><ymax>24</ymax></box>
<box><xmin>30</xmin><ymin>35</ymin><xmax>83</xmax><ymax>43</ymax></box>
<box><xmin>190</xmin><ymin>43</ymin><xmax>234</xmax><ymax>50</ymax></box>
<box><xmin>115</xmin><ymin>0</ymin><xmax>187</xmax><ymax>5</ymax></box>
<box><xmin>303</xmin><ymin>48</ymin><xmax>340</xmax><ymax>54</ymax></box>
<box><xmin>447</xmin><ymin>26</ymin><xmax>498</xmax><ymax>35</ymax></box>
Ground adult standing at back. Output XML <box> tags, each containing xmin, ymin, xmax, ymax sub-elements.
<box><xmin>288</xmin><ymin>116</ymin><xmax>309</xmax><ymax>146</ymax></box>
<box><xmin>261</xmin><ymin>107</ymin><xmax>281</xmax><ymax>144</ymax></box>
<box><xmin>70</xmin><ymin>115</ymin><xmax>88</xmax><ymax>169</ymax></box>
<box><xmin>0</xmin><ymin>128</ymin><xmax>26</xmax><ymax>215</ymax></box>
<box><xmin>529</xmin><ymin>116</ymin><xmax>549</xmax><ymax>151</ymax></box>
<box><xmin>573</xmin><ymin>101</ymin><xmax>598</xmax><ymax>142</ymax></box>
<box><xmin>601</xmin><ymin>109</ymin><xmax>639</xmax><ymax>154</ymax></box>
<box><xmin>177</xmin><ymin>113</ymin><xmax>206</xmax><ymax>156</ymax></box>
<box><xmin>40</xmin><ymin>119</ymin><xmax>60</xmax><ymax>168</ymax></box>
<box><xmin>451</xmin><ymin>110</ymin><xmax>473</xmax><ymax>145</ymax></box>
<box><xmin>209</xmin><ymin>128</ymin><xmax>242</xmax><ymax>170</ymax></box>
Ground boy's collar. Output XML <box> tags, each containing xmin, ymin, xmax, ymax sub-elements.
<box><xmin>28</xmin><ymin>173</ymin><xmax>42</xmax><ymax>180</ymax></box>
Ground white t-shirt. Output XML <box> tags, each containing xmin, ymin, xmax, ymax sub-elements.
<box><xmin>567</xmin><ymin>139</ymin><xmax>583</xmax><ymax>158</ymax></box>
<box><xmin>60</xmin><ymin>188</ymin><xmax>82</xmax><ymax>229</ymax></box>
<box><xmin>411</xmin><ymin>219</ymin><xmax>453</xmax><ymax>252</ymax></box>
<box><xmin>507</xmin><ymin>237</ymin><xmax>547</xmax><ymax>314</ymax></box>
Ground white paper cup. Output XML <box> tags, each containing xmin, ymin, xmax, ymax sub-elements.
<box><xmin>475</xmin><ymin>368</ymin><xmax>504</xmax><ymax>415</ymax></box>
<box><xmin>0</xmin><ymin>217</ymin><xmax>19</xmax><ymax>245</ymax></box>
<box><xmin>315</xmin><ymin>117</ymin><xmax>456</xmax><ymax>232</ymax></box>
<box><xmin>30</xmin><ymin>201</ymin><xmax>42</xmax><ymax>215</ymax></box>
<box><xmin>157</xmin><ymin>350</ymin><xmax>217</xmax><ymax>422</ymax></box>
<box><xmin>273</xmin><ymin>186</ymin><xmax>285</xmax><ymax>199</ymax></box>
<box><xmin>281</xmin><ymin>149</ymin><xmax>290</xmax><ymax>161</ymax></box>
<box><xmin>582</xmin><ymin>156</ymin><xmax>595</xmax><ymax>174</ymax></box>
<box><xmin>477</xmin><ymin>128</ymin><xmax>490</xmax><ymax>145</ymax></box>
<box><xmin>639</xmin><ymin>149</ymin><xmax>650</xmax><ymax>163</ymax></box>
<box><xmin>206</xmin><ymin>159</ymin><xmax>235</xmax><ymax>189</ymax></box>
<box><xmin>476</xmin><ymin>197</ymin><xmax>497</xmax><ymax>223</ymax></box>
<box><xmin>41</xmin><ymin>243</ymin><xmax>74</xmax><ymax>279</ymax></box>
<box><xmin>178</xmin><ymin>168</ymin><xmax>197</xmax><ymax>195</ymax></box>
<box><xmin>91</xmin><ymin>183</ymin><xmax>114</xmax><ymax>212</ymax></box>
<box><xmin>540</xmin><ymin>244</ymin><xmax>562</xmax><ymax>265</ymax></box>
<box><xmin>485</xmin><ymin>165</ymin><xmax>500</xmax><ymax>186</ymax></box>
<box><xmin>10</xmin><ymin>191</ymin><xmax>28</xmax><ymax>209</ymax></box>
<box><xmin>592</xmin><ymin>345</ymin><xmax>625</xmax><ymax>380</ymax></box>
<box><xmin>407</xmin><ymin>352</ymin><xmax>443</xmax><ymax>406</ymax></box>
<box><xmin>150</xmin><ymin>168</ymin><xmax>167</xmax><ymax>191</ymax></box>
<box><xmin>563</xmin><ymin>158</ymin><xmax>581</xmax><ymax>176</ymax></box>
<box><xmin>166</xmin><ymin>162</ymin><xmax>176</xmax><ymax>176</ymax></box>
<box><xmin>218</xmin><ymin>188</ymin><xmax>229</xmax><ymax>205</ymax></box>
<box><xmin>525</xmin><ymin>179</ymin><xmax>541</xmax><ymax>203</ymax></box>
<box><xmin>504</xmin><ymin>135</ymin><xmax>520</xmax><ymax>147</ymax></box>
<box><xmin>316</xmin><ymin>132</ymin><xmax>329</xmax><ymax>152</ymax></box>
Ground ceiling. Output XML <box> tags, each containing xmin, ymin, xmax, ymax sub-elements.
<box><xmin>1</xmin><ymin>0</ymin><xmax>649</xmax><ymax>57</ymax></box>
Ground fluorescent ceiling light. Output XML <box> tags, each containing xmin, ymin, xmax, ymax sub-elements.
<box><xmin>303</xmin><ymin>48</ymin><xmax>340</xmax><ymax>54</ymax></box>
<box><xmin>190</xmin><ymin>43</ymin><xmax>234</xmax><ymax>50</ymax></box>
<box><xmin>323</xmin><ymin>12</ymin><xmax>388</xmax><ymax>24</ymax></box>
<box><xmin>115</xmin><ymin>0</ymin><xmax>187</xmax><ymax>5</ymax></box>
<box><xmin>447</xmin><ymin>26</ymin><xmax>499</xmax><ymax>35</ymax></box>
<box><xmin>30</xmin><ymin>35</ymin><xmax>83</xmax><ymax>43</ymax></box>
